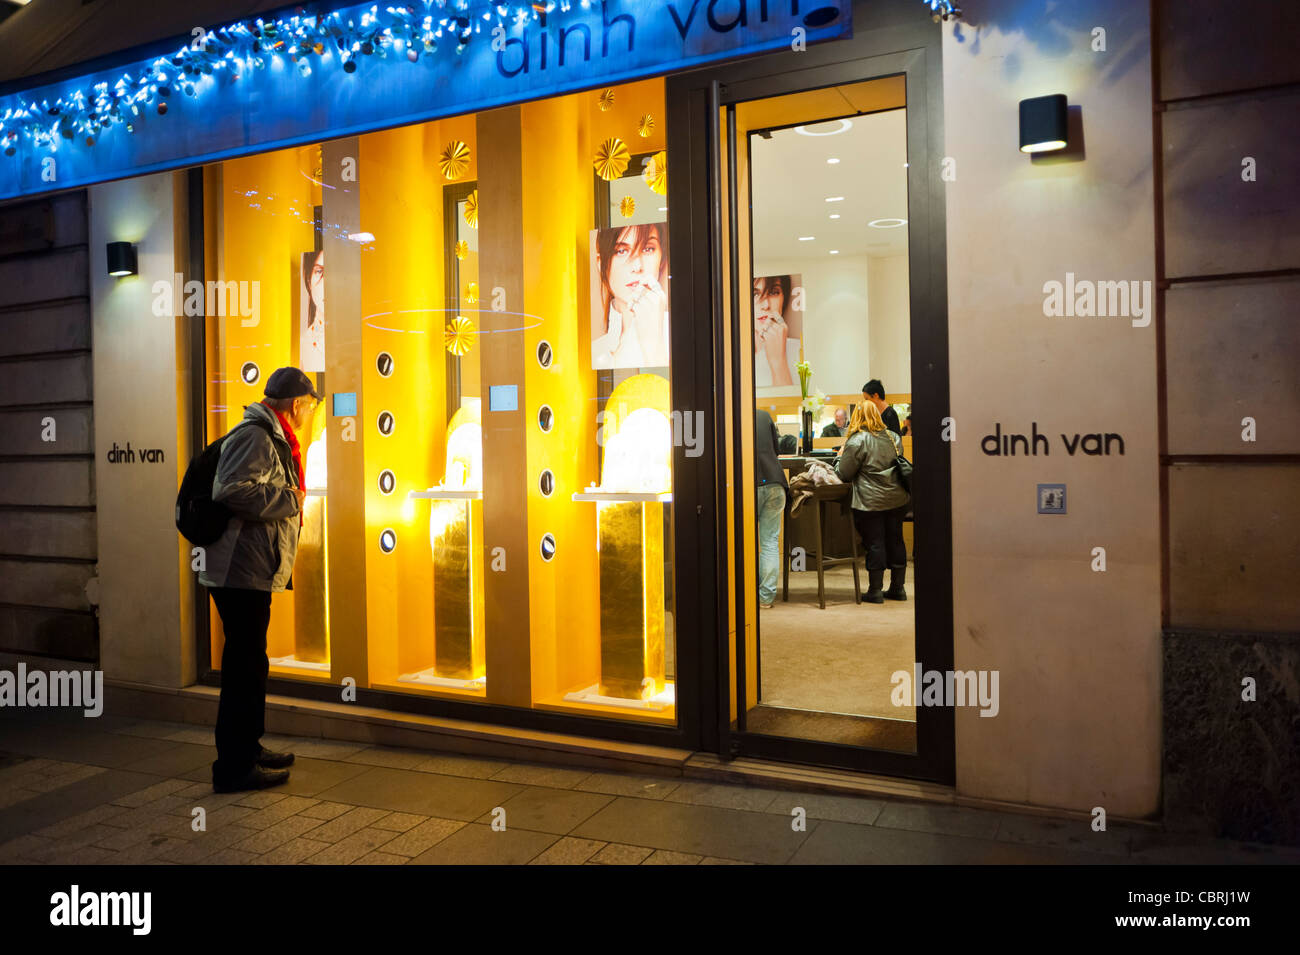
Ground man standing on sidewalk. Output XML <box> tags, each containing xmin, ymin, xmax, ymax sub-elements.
<box><xmin>198</xmin><ymin>367</ymin><xmax>320</xmax><ymax>793</ymax></box>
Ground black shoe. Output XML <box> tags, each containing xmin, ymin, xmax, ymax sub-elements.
<box><xmin>886</xmin><ymin>564</ymin><xmax>907</xmax><ymax>601</ymax></box>
<box><xmin>213</xmin><ymin>766</ymin><xmax>290</xmax><ymax>793</ymax></box>
<box><xmin>257</xmin><ymin>747</ymin><xmax>295</xmax><ymax>769</ymax></box>
<box><xmin>863</xmin><ymin>568</ymin><xmax>885</xmax><ymax>604</ymax></box>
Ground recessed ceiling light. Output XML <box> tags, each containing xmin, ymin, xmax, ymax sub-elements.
<box><xmin>829</xmin><ymin>214</ymin><xmax>841</xmax><ymax>220</ymax></box>
<box><xmin>825</xmin><ymin>196</ymin><xmax>845</xmax><ymax>203</ymax></box>
<box><xmin>868</xmin><ymin>218</ymin><xmax>907</xmax><ymax>229</ymax></box>
<box><xmin>798</xmin><ymin>236</ymin><xmax>815</xmax><ymax>241</ymax></box>
<box><xmin>829</xmin><ymin>250</ymin><xmax>839</xmax><ymax>255</ymax></box>
<box><xmin>658</xmin><ymin>206</ymin><xmax>668</xmax><ymax>212</ymax></box>
<box><xmin>827</xmin><ymin>158</ymin><xmax>840</xmax><ymax>164</ymax></box>
<box><xmin>794</xmin><ymin>119</ymin><xmax>853</xmax><ymax>137</ymax></box>
<box><xmin>347</xmin><ymin>232</ymin><xmax>376</xmax><ymax>242</ymax></box>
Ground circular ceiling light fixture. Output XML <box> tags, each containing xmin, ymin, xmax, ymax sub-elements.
<box><xmin>794</xmin><ymin>119</ymin><xmax>853</xmax><ymax>137</ymax></box>
<box><xmin>827</xmin><ymin>157</ymin><xmax>840</xmax><ymax>164</ymax></box>
<box><xmin>868</xmin><ymin>218</ymin><xmax>908</xmax><ymax>229</ymax></box>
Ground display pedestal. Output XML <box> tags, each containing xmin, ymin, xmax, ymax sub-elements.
<box><xmin>293</xmin><ymin>492</ymin><xmax>330</xmax><ymax>665</ymax></box>
<box><xmin>593</xmin><ymin>499</ymin><xmax>666</xmax><ymax>701</ymax></box>
<box><xmin>412</xmin><ymin>489</ymin><xmax>486</xmax><ymax>683</ymax></box>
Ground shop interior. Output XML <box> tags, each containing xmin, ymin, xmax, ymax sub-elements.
<box><xmin>729</xmin><ymin>77</ymin><xmax>919</xmax><ymax>752</ymax></box>
<box><xmin>202</xmin><ymin>78</ymin><xmax>679</xmax><ymax>726</ymax></box>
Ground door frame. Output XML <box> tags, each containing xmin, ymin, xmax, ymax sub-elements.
<box><xmin>667</xmin><ymin>0</ymin><xmax>954</xmax><ymax>783</ymax></box>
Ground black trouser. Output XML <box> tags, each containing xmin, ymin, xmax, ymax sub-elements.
<box><xmin>853</xmin><ymin>505</ymin><xmax>908</xmax><ymax>572</ymax></box>
<box><xmin>209</xmin><ymin>586</ymin><xmax>272</xmax><ymax>782</ymax></box>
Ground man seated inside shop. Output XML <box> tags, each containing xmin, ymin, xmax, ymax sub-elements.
<box><xmin>901</xmin><ymin>414</ymin><xmax>912</xmax><ymax>437</ymax></box>
<box><xmin>862</xmin><ymin>379</ymin><xmax>902</xmax><ymax>436</ymax></box>
<box><xmin>821</xmin><ymin>406</ymin><xmax>848</xmax><ymax>437</ymax></box>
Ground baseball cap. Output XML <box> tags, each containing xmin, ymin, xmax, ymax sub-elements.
<box><xmin>264</xmin><ymin>366</ymin><xmax>322</xmax><ymax>401</ymax></box>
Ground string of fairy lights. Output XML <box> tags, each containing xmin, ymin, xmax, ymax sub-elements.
<box><xmin>0</xmin><ymin>0</ymin><xmax>960</xmax><ymax>160</ymax></box>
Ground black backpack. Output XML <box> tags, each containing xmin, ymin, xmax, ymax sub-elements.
<box><xmin>176</xmin><ymin>418</ymin><xmax>283</xmax><ymax>545</ymax></box>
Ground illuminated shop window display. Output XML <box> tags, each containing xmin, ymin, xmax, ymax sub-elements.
<box><xmin>205</xmin><ymin>144</ymin><xmax>332</xmax><ymax>680</ymax></box>
<box><xmin>206</xmin><ymin>78</ymin><xmax>676</xmax><ymax>723</ymax></box>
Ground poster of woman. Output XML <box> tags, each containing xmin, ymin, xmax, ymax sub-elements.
<box><xmin>753</xmin><ymin>273</ymin><xmax>803</xmax><ymax>392</ymax></box>
<box><xmin>590</xmin><ymin>222</ymin><xmax>670</xmax><ymax>370</ymax></box>
<box><xmin>300</xmin><ymin>249</ymin><xmax>325</xmax><ymax>372</ymax></box>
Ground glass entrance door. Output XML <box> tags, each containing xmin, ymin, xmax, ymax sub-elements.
<box><xmin>670</xmin><ymin>44</ymin><xmax>954</xmax><ymax>781</ymax></box>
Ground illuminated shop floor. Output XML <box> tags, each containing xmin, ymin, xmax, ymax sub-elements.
<box><xmin>758</xmin><ymin>562</ymin><xmax>916</xmax><ymax>723</ymax></box>
<box><xmin>396</xmin><ymin>668</ymin><xmax>486</xmax><ymax>692</ymax></box>
<box><xmin>268</xmin><ymin>655</ymin><xmax>330</xmax><ymax>674</ymax></box>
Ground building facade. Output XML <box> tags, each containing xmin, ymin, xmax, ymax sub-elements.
<box><xmin>0</xmin><ymin>0</ymin><xmax>1295</xmax><ymax>842</ymax></box>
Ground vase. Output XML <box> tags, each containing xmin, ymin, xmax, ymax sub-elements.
<box><xmin>801</xmin><ymin>410</ymin><xmax>813</xmax><ymax>454</ymax></box>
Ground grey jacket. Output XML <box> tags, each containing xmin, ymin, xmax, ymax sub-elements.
<box><xmin>835</xmin><ymin>428</ymin><xmax>910</xmax><ymax>512</ymax></box>
<box><xmin>197</xmin><ymin>402</ymin><xmax>302</xmax><ymax>592</ymax></box>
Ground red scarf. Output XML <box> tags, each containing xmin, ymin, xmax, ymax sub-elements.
<box><xmin>264</xmin><ymin>403</ymin><xmax>305</xmax><ymax>525</ymax></box>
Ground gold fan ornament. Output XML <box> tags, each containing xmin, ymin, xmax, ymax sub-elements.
<box><xmin>637</xmin><ymin>114</ymin><xmax>655</xmax><ymax>138</ymax></box>
<box><xmin>619</xmin><ymin>195</ymin><xmax>636</xmax><ymax>218</ymax></box>
<box><xmin>439</xmin><ymin>141</ymin><xmax>471</xmax><ymax>181</ymax></box>
<box><xmin>445</xmin><ymin>316</ymin><xmax>477</xmax><ymax>356</ymax></box>
<box><xmin>454</xmin><ymin>240</ymin><xmax>469</xmax><ymax>261</ymax></box>
<box><xmin>463</xmin><ymin>189</ymin><xmax>479</xmax><ymax>229</ymax></box>
<box><xmin>598</xmin><ymin>88</ymin><xmax>615</xmax><ymax>111</ymax></box>
<box><xmin>464</xmin><ymin>282</ymin><xmax>479</xmax><ymax>304</ymax></box>
<box><xmin>594</xmin><ymin>138</ymin><xmax>630</xmax><ymax>181</ymax></box>
<box><xmin>643</xmin><ymin>150</ymin><xmax>667</xmax><ymax>196</ymax></box>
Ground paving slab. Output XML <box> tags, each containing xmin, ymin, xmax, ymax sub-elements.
<box><xmin>475</xmin><ymin>786</ymin><xmax>613</xmax><ymax>835</ymax></box>
<box><xmin>315</xmin><ymin>765</ymin><xmax>523</xmax><ymax>821</ymax></box>
<box><xmin>788</xmin><ymin>820</ymin><xmax>1118</xmax><ymax>865</ymax></box>
<box><xmin>407</xmin><ymin>823</ymin><xmax>557</xmax><ymax>865</ymax></box>
<box><xmin>572</xmin><ymin>797</ymin><xmax>811</xmax><ymax>865</ymax></box>
<box><xmin>0</xmin><ymin>767</ymin><xmax>162</xmax><ymax>844</ymax></box>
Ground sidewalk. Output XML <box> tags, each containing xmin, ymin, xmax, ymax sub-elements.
<box><xmin>1</xmin><ymin>709</ymin><xmax>1295</xmax><ymax>865</ymax></box>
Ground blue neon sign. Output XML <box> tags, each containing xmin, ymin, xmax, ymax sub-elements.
<box><xmin>0</xmin><ymin>0</ymin><xmax>852</xmax><ymax>201</ymax></box>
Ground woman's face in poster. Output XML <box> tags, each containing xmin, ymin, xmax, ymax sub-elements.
<box><xmin>753</xmin><ymin>278</ymin><xmax>785</xmax><ymax>327</ymax></box>
<box><xmin>308</xmin><ymin>251</ymin><xmax>325</xmax><ymax>310</ymax></box>
<box><xmin>606</xmin><ymin>227</ymin><xmax>663</xmax><ymax>311</ymax></box>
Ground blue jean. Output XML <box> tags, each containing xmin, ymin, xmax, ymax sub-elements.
<box><xmin>757</xmin><ymin>484</ymin><xmax>786</xmax><ymax>605</ymax></box>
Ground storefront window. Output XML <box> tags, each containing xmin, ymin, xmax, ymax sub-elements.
<box><xmin>206</xmin><ymin>145</ymin><xmax>332</xmax><ymax>681</ymax></box>
<box><xmin>205</xmin><ymin>78</ymin><xmax>675</xmax><ymax>724</ymax></box>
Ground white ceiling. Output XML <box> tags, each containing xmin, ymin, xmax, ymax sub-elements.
<box><xmin>750</xmin><ymin>108</ymin><xmax>909</xmax><ymax>264</ymax></box>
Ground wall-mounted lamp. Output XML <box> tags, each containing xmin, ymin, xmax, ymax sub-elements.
<box><xmin>1019</xmin><ymin>94</ymin><xmax>1069</xmax><ymax>154</ymax></box>
<box><xmin>106</xmin><ymin>241</ymin><xmax>138</xmax><ymax>277</ymax></box>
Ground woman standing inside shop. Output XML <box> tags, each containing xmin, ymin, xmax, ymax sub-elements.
<box><xmin>591</xmin><ymin>222</ymin><xmax>670</xmax><ymax>369</ymax></box>
<box><xmin>836</xmin><ymin>400</ymin><xmax>910</xmax><ymax>603</ymax></box>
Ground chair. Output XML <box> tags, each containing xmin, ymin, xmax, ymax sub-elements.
<box><xmin>781</xmin><ymin>484</ymin><xmax>861</xmax><ymax>609</ymax></box>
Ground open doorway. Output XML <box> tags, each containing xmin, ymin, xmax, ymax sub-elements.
<box><xmin>748</xmin><ymin>89</ymin><xmax>916</xmax><ymax>751</ymax></box>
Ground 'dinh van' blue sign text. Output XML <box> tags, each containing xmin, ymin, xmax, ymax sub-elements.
<box><xmin>0</xmin><ymin>0</ymin><xmax>852</xmax><ymax>200</ymax></box>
